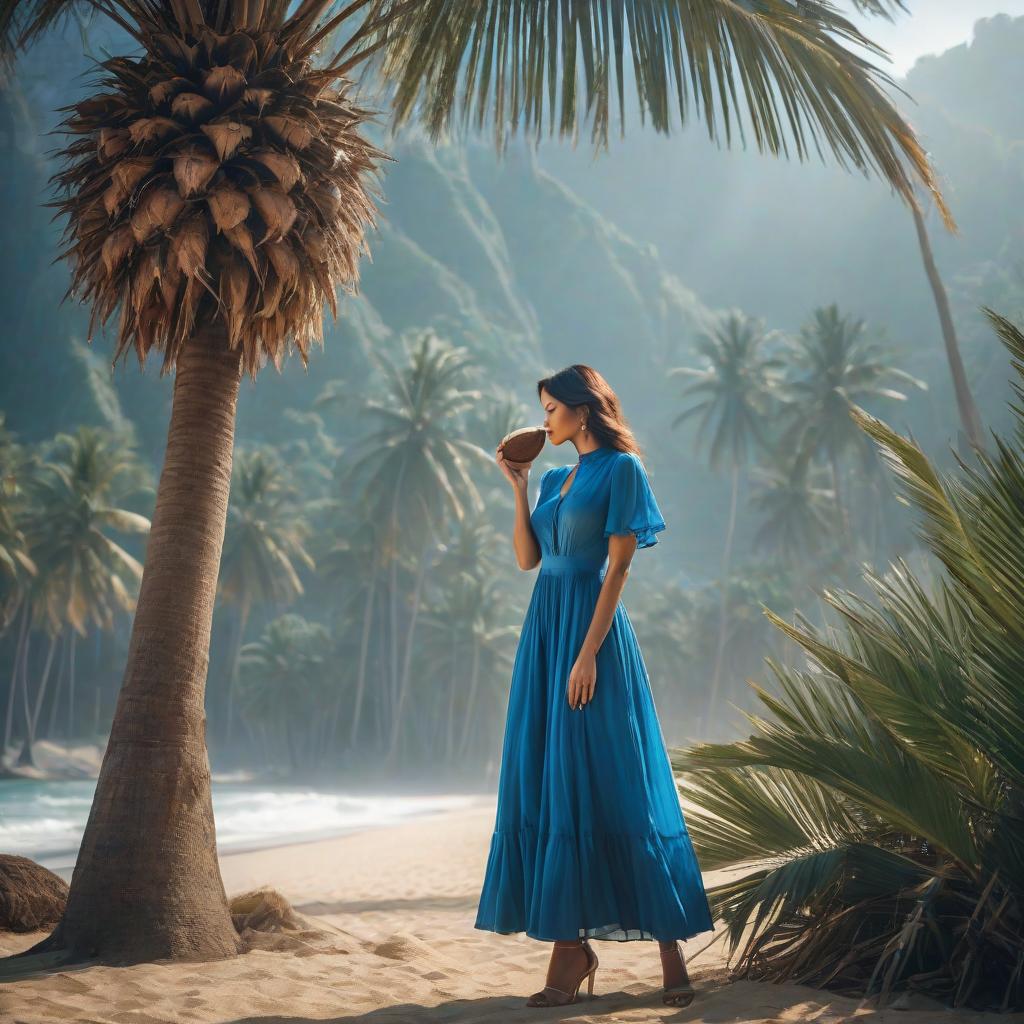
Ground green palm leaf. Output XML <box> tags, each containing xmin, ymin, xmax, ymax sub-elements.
<box><xmin>371</xmin><ymin>0</ymin><xmax>952</xmax><ymax>227</ymax></box>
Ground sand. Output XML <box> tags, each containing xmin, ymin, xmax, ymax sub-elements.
<box><xmin>0</xmin><ymin>798</ymin><xmax>1020</xmax><ymax>1023</ymax></box>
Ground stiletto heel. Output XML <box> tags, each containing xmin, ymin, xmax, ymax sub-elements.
<box><xmin>660</xmin><ymin>941</ymin><xmax>695</xmax><ymax>1007</ymax></box>
<box><xmin>526</xmin><ymin>939</ymin><xmax>599</xmax><ymax>1007</ymax></box>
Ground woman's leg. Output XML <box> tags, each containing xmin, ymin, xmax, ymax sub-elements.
<box><xmin>527</xmin><ymin>939</ymin><xmax>593</xmax><ymax>1004</ymax></box>
<box><xmin>659</xmin><ymin>939</ymin><xmax>691</xmax><ymax>986</ymax></box>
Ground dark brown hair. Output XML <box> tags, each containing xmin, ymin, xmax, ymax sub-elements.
<box><xmin>536</xmin><ymin>365</ymin><xmax>644</xmax><ymax>460</ymax></box>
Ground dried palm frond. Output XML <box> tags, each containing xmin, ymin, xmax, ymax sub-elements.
<box><xmin>19</xmin><ymin>2</ymin><xmax>385</xmax><ymax>378</ymax></box>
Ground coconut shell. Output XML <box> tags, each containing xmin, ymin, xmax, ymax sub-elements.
<box><xmin>500</xmin><ymin>426</ymin><xmax>547</xmax><ymax>468</ymax></box>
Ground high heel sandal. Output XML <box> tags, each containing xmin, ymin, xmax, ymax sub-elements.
<box><xmin>660</xmin><ymin>941</ymin><xmax>695</xmax><ymax>1008</ymax></box>
<box><xmin>526</xmin><ymin>939</ymin><xmax>599</xmax><ymax>1007</ymax></box>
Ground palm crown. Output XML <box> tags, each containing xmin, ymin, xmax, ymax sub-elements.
<box><xmin>33</xmin><ymin>2</ymin><xmax>385</xmax><ymax>378</ymax></box>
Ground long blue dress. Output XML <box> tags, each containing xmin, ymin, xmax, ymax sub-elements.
<box><xmin>475</xmin><ymin>444</ymin><xmax>714</xmax><ymax>942</ymax></box>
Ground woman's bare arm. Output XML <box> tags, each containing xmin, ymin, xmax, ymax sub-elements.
<box><xmin>495</xmin><ymin>443</ymin><xmax>541</xmax><ymax>571</ymax></box>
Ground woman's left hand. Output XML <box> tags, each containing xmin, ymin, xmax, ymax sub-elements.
<box><xmin>568</xmin><ymin>650</ymin><xmax>597</xmax><ymax>709</ymax></box>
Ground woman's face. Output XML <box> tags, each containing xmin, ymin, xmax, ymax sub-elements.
<box><xmin>539</xmin><ymin>389</ymin><xmax>581</xmax><ymax>446</ymax></box>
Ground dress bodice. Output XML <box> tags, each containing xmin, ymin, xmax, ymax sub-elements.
<box><xmin>529</xmin><ymin>447</ymin><xmax>666</xmax><ymax>573</ymax></box>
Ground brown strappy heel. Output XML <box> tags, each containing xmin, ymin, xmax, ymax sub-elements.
<box><xmin>660</xmin><ymin>941</ymin><xmax>695</xmax><ymax>1007</ymax></box>
<box><xmin>526</xmin><ymin>939</ymin><xmax>599</xmax><ymax>1007</ymax></box>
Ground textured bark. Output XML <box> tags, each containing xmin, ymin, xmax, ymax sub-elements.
<box><xmin>22</xmin><ymin>327</ymin><xmax>243</xmax><ymax>965</ymax></box>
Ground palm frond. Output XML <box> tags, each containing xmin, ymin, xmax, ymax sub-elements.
<box><xmin>368</xmin><ymin>0</ymin><xmax>952</xmax><ymax>227</ymax></box>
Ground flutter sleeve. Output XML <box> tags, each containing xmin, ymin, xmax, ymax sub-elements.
<box><xmin>603</xmin><ymin>452</ymin><xmax>667</xmax><ymax>549</ymax></box>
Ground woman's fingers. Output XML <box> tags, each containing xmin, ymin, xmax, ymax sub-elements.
<box><xmin>567</xmin><ymin>674</ymin><xmax>596</xmax><ymax>709</ymax></box>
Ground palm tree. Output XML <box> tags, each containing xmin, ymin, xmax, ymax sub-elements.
<box><xmin>669</xmin><ymin>311</ymin><xmax>782</xmax><ymax>725</ymax></box>
<box><xmin>0</xmin><ymin>0</ymin><xmax>953</xmax><ymax>967</ymax></box>
<box><xmin>749</xmin><ymin>447</ymin><xmax>836</xmax><ymax>566</ymax></box>
<box><xmin>780</xmin><ymin>304</ymin><xmax>925</xmax><ymax>536</ymax></box>
<box><xmin>237</xmin><ymin>612</ymin><xmax>331</xmax><ymax>775</ymax></box>
<box><xmin>671</xmin><ymin>307</ymin><xmax>1024</xmax><ymax>1010</ymax></box>
<box><xmin>217</xmin><ymin>446</ymin><xmax>313</xmax><ymax>744</ymax></box>
<box><xmin>15</xmin><ymin>427</ymin><xmax>149</xmax><ymax>765</ymax></box>
<box><xmin>341</xmin><ymin>329</ymin><xmax>491</xmax><ymax>766</ymax></box>
<box><xmin>308</xmin><ymin>506</ymin><xmax>383</xmax><ymax>757</ymax></box>
<box><xmin>0</xmin><ymin>414</ymin><xmax>36</xmax><ymax>636</ymax></box>
<box><xmin>0</xmin><ymin>419</ymin><xmax>37</xmax><ymax>769</ymax></box>
<box><xmin>910</xmin><ymin>191</ymin><xmax>985</xmax><ymax>451</ymax></box>
<box><xmin>419</xmin><ymin>511</ymin><xmax>514</xmax><ymax>765</ymax></box>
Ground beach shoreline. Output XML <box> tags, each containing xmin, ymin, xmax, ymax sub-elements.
<box><xmin>1</xmin><ymin>801</ymin><xmax>1018</xmax><ymax>1023</ymax></box>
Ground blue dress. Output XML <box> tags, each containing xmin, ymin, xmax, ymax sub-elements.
<box><xmin>475</xmin><ymin>445</ymin><xmax>714</xmax><ymax>942</ymax></box>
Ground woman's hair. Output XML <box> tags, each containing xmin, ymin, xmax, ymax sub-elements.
<box><xmin>536</xmin><ymin>364</ymin><xmax>644</xmax><ymax>460</ymax></box>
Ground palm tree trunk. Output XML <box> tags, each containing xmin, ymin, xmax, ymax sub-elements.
<box><xmin>22</xmin><ymin>326</ymin><xmax>243</xmax><ymax>965</ymax></box>
<box><xmin>3</xmin><ymin>602</ymin><xmax>29</xmax><ymax>765</ymax></box>
<box><xmin>225</xmin><ymin>597</ymin><xmax>250</xmax><ymax>745</ymax></box>
<box><xmin>66</xmin><ymin>629</ymin><xmax>76</xmax><ymax>742</ymax></box>
<box><xmin>15</xmin><ymin>628</ymin><xmax>34</xmax><ymax>767</ymax></box>
<box><xmin>445</xmin><ymin>623</ymin><xmax>458</xmax><ymax>761</ymax></box>
<box><xmin>344</xmin><ymin>559</ymin><xmax>378</xmax><ymax>748</ymax></box>
<box><xmin>457</xmin><ymin>635</ymin><xmax>481</xmax><ymax>761</ymax></box>
<box><xmin>910</xmin><ymin>199</ymin><xmax>985</xmax><ymax>451</ymax></box>
<box><xmin>707</xmin><ymin>462</ymin><xmax>740</xmax><ymax>725</ymax></box>
<box><xmin>386</xmin><ymin>536</ymin><xmax>430</xmax><ymax>764</ymax></box>
<box><xmin>386</xmin><ymin>452</ymin><xmax>411</xmax><ymax>737</ymax></box>
<box><xmin>17</xmin><ymin>630</ymin><xmax>58</xmax><ymax>768</ymax></box>
<box><xmin>46</xmin><ymin>630</ymin><xmax>67</xmax><ymax>741</ymax></box>
<box><xmin>829</xmin><ymin>452</ymin><xmax>849</xmax><ymax>537</ymax></box>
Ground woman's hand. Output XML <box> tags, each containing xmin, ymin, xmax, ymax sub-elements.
<box><xmin>496</xmin><ymin>441</ymin><xmax>531</xmax><ymax>492</ymax></box>
<box><xmin>567</xmin><ymin>650</ymin><xmax>597</xmax><ymax>709</ymax></box>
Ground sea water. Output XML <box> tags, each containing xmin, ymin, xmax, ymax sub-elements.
<box><xmin>0</xmin><ymin>779</ymin><xmax>483</xmax><ymax>872</ymax></box>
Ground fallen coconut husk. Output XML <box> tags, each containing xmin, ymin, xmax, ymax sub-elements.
<box><xmin>229</xmin><ymin>886</ymin><xmax>353</xmax><ymax>956</ymax></box>
<box><xmin>0</xmin><ymin>855</ymin><xmax>68</xmax><ymax>932</ymax></box>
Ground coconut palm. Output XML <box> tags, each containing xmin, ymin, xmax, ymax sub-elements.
<box><xmin>237</xmin><ymin>612</ymin><xmax>331</xmax><ymax>775</ymax></box>
<box><xmin>749</xmin><ymin>447</ymin><xmax>836</xmax><ymax>565</ymax></box>
<box><xmin>16</xmin><ymin>427</ymin><xmax>149</xmax><ymax>762</ymax></box>
<box><xmin>309</xmin><ymin>505</ymin><xmax>383</xmax><ymax>755</ymax></box>
<box><xmin>0</xmin><ymin>0</ymin><xmax>954</xmax><ymax>967</ymax></box>
<box><xmin>669</xmin><ymin>311</ymin><xmax>782</xmax><ymax>724</ymax></box>
<box><xmin>0</xmin><ymin>414</ymin><xmax>36</xmax><ymax>636</ymax></box>
<box><xmin>0</xmin><ymin>419</ymin><xmax>37</xmax><ymax>769</ymax></box>
<box><xmin>671</xmin><ymin>308</ymin><xmax>1024</xmax><ymax>1011</ymax></box>
<box><xmin>780</xmin><ymin>304</ymin><xmax>925</xmax><ymax>536</ymax></box>
<box><xmin>910</xmin><ymin>191</ymin><xmax>985</xmax><ymax>451</ymax></box>
<box><xmin>341</xmin><ymin>329</ymin><xmax>491</xmax><ymax>765</ymax></box>
<box><xmin>217</xmin><ymin>445</ymin><xmax>313</xmax><ymax>744</ymax></box>
<box><xmin>419</xmin><ymin>511</ymin><xmax>514</xmax><ymax>764</ymax></box>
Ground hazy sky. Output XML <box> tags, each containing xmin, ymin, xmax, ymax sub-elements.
<box><xmin>849</xmin><ymin>2</ymin><xmax>1024</xmax><ymax>76</ymax></box>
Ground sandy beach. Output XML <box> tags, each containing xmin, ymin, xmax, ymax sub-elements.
<box><xmin>1</xmin><ymin>799</ymin><xmax>1020</xmax><ymax>1024</ymax></box>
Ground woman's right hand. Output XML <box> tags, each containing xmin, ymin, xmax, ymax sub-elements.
<box><xmin>496</xmin><ymin>442</ymin><xmax>530</xmax><ymax>491</ymax></box>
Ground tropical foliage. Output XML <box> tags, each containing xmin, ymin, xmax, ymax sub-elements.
<box><xmin>672</xmin><ymin>307</ymin><xmax>1024</xmax><ymax>1010</ymax></box>
<box><xmin>0</xmin><ymin>0</ymin><xmax>960</xmax><ymax>965</ymax></box>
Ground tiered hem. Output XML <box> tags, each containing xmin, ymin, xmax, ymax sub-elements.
<box><xmin>475</xmin><ymin>824</ymin><xmax>714</xmax><ymax>942</ymax></box>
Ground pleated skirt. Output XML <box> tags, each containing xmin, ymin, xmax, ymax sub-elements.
<box><xmin>475</xmin><ymin>564</ymin><xmax>714</xmax><ymax>941</ymax></box>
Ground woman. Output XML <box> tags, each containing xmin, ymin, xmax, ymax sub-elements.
<box><xmin>475</xmin><ymin>364</ymin><xmax>714</xmax><ymax>1008</ymax></box>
